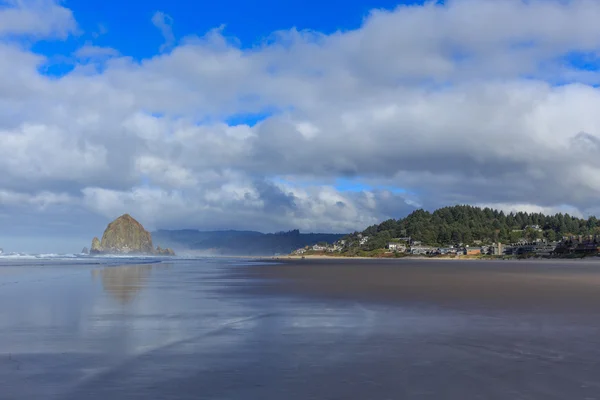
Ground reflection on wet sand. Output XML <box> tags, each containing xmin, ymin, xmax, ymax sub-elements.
<box><xmin>92</xmin><ymin>264</ymin><xmax>156</xmax><ymax>304</ymax></box>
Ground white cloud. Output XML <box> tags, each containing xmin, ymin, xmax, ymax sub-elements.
<box><xmin>0</xmin><ymin>0</ymin><xmax>76</xmax><ymax>38</ymax></box>
<box><xmin>151</xmin><ymin>11</ymin><xmax>175</xmax><ymax>52</ymax></box>
<box><xmin>4</xmin><ymin>0</ymin><xmax>600</xmax><ymax>250</ymax></box>
<box><xmin>0</xmin><ymin>189</ymin><xmax>74</xmax><ymax>208</ymax></box>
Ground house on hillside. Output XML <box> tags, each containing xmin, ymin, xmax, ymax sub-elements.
<box><xmin>526</xmin><ymin>225</ymin><xmax>542</xmax><ymax>231</ymax></box>
<box><xmin>312</xmin><ymin>244</ymin><xmax>327</xmax><ymax>252</ymax></box>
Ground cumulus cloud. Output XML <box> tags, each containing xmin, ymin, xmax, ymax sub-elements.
<box><xmin>4</xmin><ymin>0</ymin><xmax>600</xmax><ymax>249</ymax></box>
<box><xmin>0</xmin><ymin>0</ymin><xmax>76</xmax><ymax>38</ymax></box>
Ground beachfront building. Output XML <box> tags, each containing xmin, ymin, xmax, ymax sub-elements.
<box><xmin>464</xmin><ymin>247</ymin><xmax>482</xmax><ymax>256</ymax></box>
<box><xmin>433</xmin><ymin>248</ymin><xmax>456</xmax><ymax>255</ymax></box>
<box><xmin>387</xmin><ymin>243</ymin><xmax>406</xmax><ymax>252</ymax></box>
<box><xmin>534</xmin><ymin>242</ymin><xmax>558</xmax><ymax>256</ymax></box>
<box><xmin>410</xmin><ymin>246</ymin><xmax>434</xmax><ymax>255</ymax></box>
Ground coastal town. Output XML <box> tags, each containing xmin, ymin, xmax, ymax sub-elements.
<box><xmin>293</xmin><ymin>232</ymin><xmax>600</xmax><ymax>258</ymax></box>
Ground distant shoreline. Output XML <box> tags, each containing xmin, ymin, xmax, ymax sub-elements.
<box><xmin>264</xmin><ymin>254</ymin><xmax>600</xmax><ymax>263</ymax></box>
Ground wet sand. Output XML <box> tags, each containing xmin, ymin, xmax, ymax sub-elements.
<box><xmin>236</xmin><ymin>258</ymin><xmax>600</xmax><ymax>313</ymax></box>
<box><xmin>5</xmin><ymin>258</ymin><xmax>600</xmax><ymax>399</ymax></box>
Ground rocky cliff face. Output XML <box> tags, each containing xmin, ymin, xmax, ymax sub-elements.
<box><xmin>90</xmin><ymin>214</ymin><xmax>175</xmax><ymax>256</ymax></box>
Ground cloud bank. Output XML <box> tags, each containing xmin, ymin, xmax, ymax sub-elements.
<box><xmin>2</xmin><ymin>0</ymin><xmax>600</xmax><ymax>250</ymax></box>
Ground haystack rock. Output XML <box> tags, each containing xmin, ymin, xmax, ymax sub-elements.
<box><xmin>90</xmin><ymin>214</ymin><xmax>175</xmax><ymax>256</ymax></box>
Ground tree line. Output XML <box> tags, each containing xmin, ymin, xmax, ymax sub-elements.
<box><xmin>342</xmin><ymin>205</ymin><xmax>600</xmax><ymax>252</ymax></box>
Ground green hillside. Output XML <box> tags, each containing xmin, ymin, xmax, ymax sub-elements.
<box><xmin>342</xmin><ymin>205</ymin><xmax>599</xmax><ymax>252</ymax></box>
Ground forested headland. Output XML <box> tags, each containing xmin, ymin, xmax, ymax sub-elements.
<box><xmin>341</xmin><ymin>205</ymin><xmax>599</xmax><ymax>252</ymax></box>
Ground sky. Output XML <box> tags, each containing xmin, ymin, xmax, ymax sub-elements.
<box><xmin>2</xmin><ymin>0</ymin><xmax>600</xmax><ymax>253</ymax></box>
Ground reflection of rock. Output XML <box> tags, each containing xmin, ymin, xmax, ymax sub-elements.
<box><xmin>89</xmin><ymin>214</ymin><xmax>175</xmax><ymax>256</ymax></box>
<box><xmin>92</xmin><ymin>265</ymin><xmax>153</xmax><ymax>304</ymax></box>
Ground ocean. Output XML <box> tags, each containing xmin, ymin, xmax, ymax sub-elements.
<box><xmin>2</xmin><ymin>256</ymin><xmax>600</xmax><ymax>399</ymax></box>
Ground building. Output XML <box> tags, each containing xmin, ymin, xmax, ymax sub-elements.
<box><xmin>502</xmin><ymin>241</ymin><xmax>558</xmax><ymax>256</ymax></box>
<box><xmin>502</xmin><ymin>245</ymin><xmax>516</xmax><ymax>256</ymax></box>
<box><xmin>312</xmin><ymin>244</ymin><xmax>327</xmax><ymax>251</ymax></box>
<box><xmin>492</xmin><ymin>242</ymin><xmax>504</xmax><ymax>255</ymax></box>
<box><xmin>516</xmin><ymin>243</ymin><xmax>536</xmax><ymax>255</ymax></box>
<box><xmin>410</xmin><ymin>246</ymin><xmax>434</xmax><ymax>255</ymax></box>
<box><xmin>465</xmin><ymin>247</ymin><xmax>482</xmax><ymax>255</ymax></box>
<box><xmin>388</xmin><ymin>243</ymin><xmax>406</xmax><ymax>252</ymax></box>
<box><xmin>434</xmin><ymin>248</ymin><xmax>456</xmax><ymax>255</ymax></box>
<box><xmin>534</xmin><ymin>242</ymin><xmax>558</xmax><ymax>256</ymax></box>
<box><xmin>525</xmin><ymin>225</ymin><xmax>542</xmax><ymax>231</ymax></box>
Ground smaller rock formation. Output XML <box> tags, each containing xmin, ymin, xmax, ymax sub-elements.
<box><xmin>89</xmin><ymin>214</ymin><xmax>175</xmax><ymax>256</ymax></box>
<box><xmin>155</xmin><ymin>246</ymin><xmax>176</xmax><ymax>256</ymax></box>
<box><xmin>91</xmin><ymin>237</ymin><xmax>102</xmax><ymax>254</ymax></box>
<box><xmin>81</xmin><ymin>247</ymin><xmax>89</xmax><ymax>255</ymax></box>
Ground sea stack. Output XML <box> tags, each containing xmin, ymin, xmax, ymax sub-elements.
<box><xmin>90</xmin><ymin>214</ymin><xmax>175</xmax><ymax>256</ymax></box>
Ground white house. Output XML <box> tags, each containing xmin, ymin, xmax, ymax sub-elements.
<box><xmin>388</xmin><ymin>243</ymin><xmax>406</xmax><ymax>252</ymax></box>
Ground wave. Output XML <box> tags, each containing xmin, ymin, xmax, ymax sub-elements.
<box><xmin>0</xmin><ymin>252</ymin><xmax>169</xmax><ymax>268</ymax></box>
<box><xmin>0</xmin><ymin>252</ymin><xmax>82</xmax><ymax>259</ymax></box>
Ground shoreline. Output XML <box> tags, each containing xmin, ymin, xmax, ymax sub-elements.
<box><xmin>265</xmin><ymin>254</ymin><xmax>600</xmax><ymax>262</ymax></box>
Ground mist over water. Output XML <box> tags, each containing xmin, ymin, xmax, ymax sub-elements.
<box><xmin>2</xmin><ymin>258</ymin><xmax>600</xmax><ymax>399</ymax></box>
